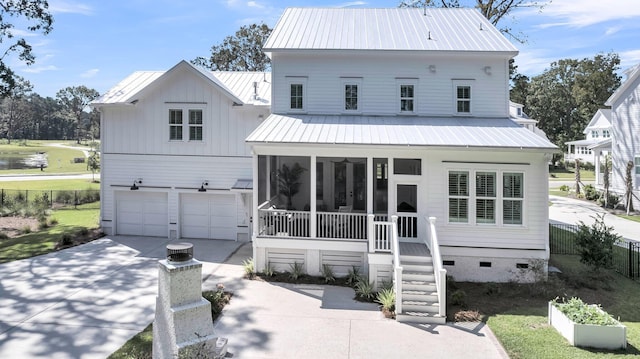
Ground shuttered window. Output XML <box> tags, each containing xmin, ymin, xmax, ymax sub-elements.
<box><xmin>476</xmin><ymin>172</ymin><xmax>496</xmax><ymax>224</ymax></box>
<box><xmin>503</xmin><ymin>172</ymin><xmax>523</xmax><ymax>224</ymax></box>
<box><xmin>169</xmin><ymin>109</ymin><xmax>183</xmax><ymax>141</ymax></box>
<box><xmin>448</xmin><ymin>171</ymin><xmax>469</xmax><ymax>223</ymax></box>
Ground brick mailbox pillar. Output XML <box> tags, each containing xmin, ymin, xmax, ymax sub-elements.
<box><xmin>152</xmin><ymin>243</ymin><xmax>226</xmax><ymax>358</ymax></box>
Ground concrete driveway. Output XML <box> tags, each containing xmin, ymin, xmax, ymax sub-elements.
<box><xmin>0</xmin><ymin>236</ymin><xmax>242</xmax><ymax>359</ymax></box>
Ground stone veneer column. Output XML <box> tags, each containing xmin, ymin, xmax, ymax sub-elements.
<box><xmin>152</xmin><ymin>258</ymin><xmax>218</xmax><ymax>359</ymax></box>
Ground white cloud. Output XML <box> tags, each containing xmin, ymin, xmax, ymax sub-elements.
<box><xmin>619</xmin><ymin>49</ymin><xmax>640</xmax><ymax>69</ymax></box>
<box><xmin>247</xmin><ymin>1</ymin><xmax>265</xmax><ymax>9</ymax></box>
<box><xmin>49</xmin><ymin>1</ymin><xmax>93</xmax><ymax>15</ymax></box>
<box><xmin>81</xmin><ymin>68</ymin><xmax>99</xmax><ymax>78</ymax></box>
<box><xmin>22</xmin><ymin>65</ymin><xmax>59</xmax><ymax>74</ymax></box>
<box><xmin>534</xmin><ymin>0</ymin><xmax>640</xmax><ymax>28</ymax></box>
<box><xmin>604</xmin><ymin>26</ymin><xmax>622</xmax><ymax>37</ymax></box>
<box><xmin>336</xmin><ymin>1</ymin><xmax>367</xmax><ymax>7</ymax></box>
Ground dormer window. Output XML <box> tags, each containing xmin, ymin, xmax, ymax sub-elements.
<box><xmin>592</xmin><ymin>130</ymin><xmax>599</xmax><ymax>138</ymax></box>
<box><xmin>603</xmin><ymin>130</ymin><xmax>610</xmax><ymax>138</ymax></box>
<box><xmin>168</xmin><ymin>106</ymin><xmax>205</xmax><ymax>142</ymax></box>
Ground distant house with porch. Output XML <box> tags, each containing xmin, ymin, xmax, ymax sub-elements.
<box><xmin>248</xmin><ymin>7</ymin><xmax>557</xmax><ymax>324</ymax></box>
<box><xmin>565</xmin><ymin>109</ymin><xmax>612</xmax><ymax>166</ymax></box>
<box><xmin>605</xmin><ymin>63</ymin><xmax>640</xmax><ymax>209</ymax></box>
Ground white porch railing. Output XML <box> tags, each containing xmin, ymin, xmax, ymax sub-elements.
<box><xmin>390</xmin><ymin>215</ymin><xmax>402</xmax><ymax>314</ymax></box>
<box><xmin>317</xmin><ymin>212</ymin><xmax>368</xmax><ymax>239</ymax></box>
<box><xmin>366</xmin><ymin>214</ymin><xmax>392</xmax><ymax>252</ymax></box>
<box><xmin>425</xmin><ymin>216</ymin><xmax>446</xmax><ymax>318</ymax></box>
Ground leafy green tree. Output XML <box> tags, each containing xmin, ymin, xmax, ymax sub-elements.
<box><xmin>87</xmin><ymin>151</ymin><xmax>99</xmax><ymax>182</ymax></box>
<box><xmin>398</xmin><ymin>0</ymin><xmax>548</xmax><ymax>43</ymax></box>
<box><xmin>0</xmin><ymin>0</ymin><xmax>53</xmax><ymax>97</ymax></box>
<box><xmin>192</xmin><ymin>24</ymin><xmax>271</xmax><ymax>71</ymax></box>
<box><xmin>526</xmin><ymin>53</ymin><xmax>621</xmax><ymax>151</ymax></box>
<box><xmin>56</xmin><ymin>86</ymin><xmax>100</xmax><ymax>144</ymax></box>
<box><xmin>509</xmin><ymin>73</ymin><xmax>529</xmax><ymax>105</ymax></box>
<box><xmin>0</xmin><ymin>76</ymin><xmax>33</xmax><ymax>143</ymax></box>
<box><xmin>575</xmin><ymin>214</ymin><xmax>620</xmax><ymax>271</ymax></box>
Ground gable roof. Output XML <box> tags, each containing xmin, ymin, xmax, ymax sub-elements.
<box><xmin>583</xmin><ymin>109</ymin><xmax>611</xmax><ymax>133</ymax></box>
<box><xmin>605</xmin><ymin>63</ymin><xmax>640</xmax><ymax>106</ymax></box>
<box><xmin>264</xmin><ymin>7</ymin><xmax>518</xmax><ymax>54</ymax></box>
<box><xmin>247</xmin><ymin>114</ymin><xmax>557</xmax><ymax>151</ymax></box>
<box><xmin>92</xmin><ymin>60</ymin><xmax>271</xmax><ymax>106</ymax></box>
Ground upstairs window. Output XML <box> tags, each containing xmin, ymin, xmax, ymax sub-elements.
<box><xmin>290</xmin><ymin>84</ymin><xmax>303</xmax><ymax>109</ymax></box>
<box><xmin>592</xmin><ymin>130</ymin><xmax>599</xmax><ymax>138</ymax></box>
<box><xmin>345</xmin><ymin>84</ymin><xmax>358</xmax><ymax>110</ymax></box>
<box><xmin>503</xmin><ymin>172</ymin><xmax>523</xmax><ymax>225</ymax></box>
<box><xmin>400</xmin><ymin>85</ymin><xmax>414</xmax><ymax>112</ymax></box>
<box><xmin>456</xmin><ymin>86</ymin><xmax>471</xmax><ymax>114</ymax></box>
<box><xmin>169</xmin><ymin>109</ymin><xmax>183</xmax><ymax>141</ymax></box>
<box><xmin>635</xmin><ymin>155</ymin><xmax>640</xmax><ymax>175</ymax></box>
<box><xmin>189</xmin><ymin>110</ymin><xmax>203</xmax><ymax>141</ymax></box>
<box><xmin>603</xmin><ymin>130</ymin><xmax>610</xmax><ymax>137</ymax></box>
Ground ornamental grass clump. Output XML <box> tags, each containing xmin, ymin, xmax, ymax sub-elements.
<box><xmin>552</xmin><ymin>297</ymin><xmax>619</xmax><ymax>326</ymax></box>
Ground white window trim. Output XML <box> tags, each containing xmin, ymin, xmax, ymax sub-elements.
<box><xmin>452</xmin><ymin>79</ymin><xmax>474</xmax><ymax>116</ymax></box>
<box><xmin>286</xmin><ymin>76</ymin><xmax>308</xmax><ymax>113</ymax></box>
<box><xmin>166</xmin><ymin>104</ymin><xmax>207</xmax><ymax>143</ymax></box>
<box><xmin>396</xmin><ymin>78</ymin><xmax>418</xmax><ymax>115</ymax></box>
<box><xmin>446</xmin><ymin>168</ymin><xmax>526</xmax><ymax>227</ymax></box>
<box><xmin>341</xmin><ymin>77</ymin><xmax>362</xmax><ymax>114</ymax></box>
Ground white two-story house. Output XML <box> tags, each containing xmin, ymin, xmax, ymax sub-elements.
<box><xmin>605</xmin><ymin>63</ymin><xmax>640</xmax><ymax>209</ymax></box>
<box><xmin>92</xmin><ymin>60</ymin><xmax>270</xmax><ymax>241</ymax></box>
<box><xmin>565</xmin><ymin>109</ymin><xmax>612</xmax><ymax>165</ymax></box>
<box><xmin>248</xmin><ymin>8</ymin><xmax>557</xmax><ymax>323</ymax></box>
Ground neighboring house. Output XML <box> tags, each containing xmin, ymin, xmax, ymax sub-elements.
<box><xmin>509</xmin><ymin>101</ymin><xmax>549</xmax><ymax>140</ymax></box>
<box><xmin>605</xmin><ymin>63</ymin><xmax>640</xmax><ymax>209</ymax></box>
<box><xmin>565</xmin><ymin>109</ymin><xmax>612</xmax><ymax>165</ymax></box>
<box><xmin>247</xmin><ymin>8</ymin><xmax>557</xmax><ymax>323</ymax></box>
<box><xmin>91</xmin><ymin>60</ymin><xmax>271</xmax><ymax>241</ymax></box>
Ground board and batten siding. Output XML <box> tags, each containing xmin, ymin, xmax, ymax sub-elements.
<box><xmin>101</xmin><ymin>154</ymin><xmax>252</xmax><ymax>235</ymax></box>
<box><xmin>270</xmin><ymin>52</ymin><xmax>509</xmax><ymax>117</ymax></box>
<box><xmin>101</xmin><ymin>66</ymin><xmax>267</xmax><ymax>157</ymax></box>
<box><xmin>611</xmin><ymin>80</ymin><xmax>640</xmax><ymax>193</ymax></box>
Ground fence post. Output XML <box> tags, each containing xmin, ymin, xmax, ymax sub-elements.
<box><xmin>74</xmin><ymin>191</ymin><xmax>78</xmax><ymax>209</ymax></box>
<box><xmin>50</xmin><ymin>190</ymin><xmax>53</xmax><ymax>208</ymax></box>
<box><xmin>631</xmin><ymin>241</ymin><xmax>635</xmax><ymax>280</ymax></box>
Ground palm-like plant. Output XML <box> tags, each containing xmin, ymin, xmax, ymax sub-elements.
<box><xmin>277</xmin><ymin>163</ymin><xmax>306</xmax><ymax>209</ymax></box>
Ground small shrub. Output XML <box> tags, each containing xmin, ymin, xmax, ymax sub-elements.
<box><xmin>484</xmin><ymin>283</ymin><xmax>501</xmax><ymax>296</ymax></box>
<box><xmin>321</xmin><ymin>264</ymin><xmax>335</xmax><ymax>283</ymax></box>
<box><xmin>49</xmin><ymin>217</ymin><xmax>59</xmax><ymax>225</ymax></box>
<box><xmin>78</xmin><ymin>227</ymin><xmax>89</xmax><ymax>236</ymax></box>
<box><xmin>59</xmin><ymin>234</ymin><xmax>73</xmax><ymax>247</ymax></box>
<box><xmin>559</xmin><ymin>184</ymin><xmax>570</xmax><ymax>192</ymax></box>
<box><xmin>583</xmin><ymin>184</ymin><xmax>598</xmax><ymax>201</ymax></box>
<box><xmin>263</xmin><ymin>262</ymin><xmax>276</xmax><ymax>277</ymax></box>
<box><xmin>345</xmin><ymin>265</ymin><xmax>362</xmax><ymax>286</ymax></box>
<box><xmin>378</xmin><ymin>279</ymin><xmax>393</xmax><ymax>291</ymax></box>
<box><xmin>0</xmin><ymin>232</ymin><xmax>8</xmax><ymax>240</ymax></box>
<box><xmin>451</xmin><ymin>289</ymin><xmax>467</xmax><ymax>307</ymax></box>
<box><xmin>288</xmin><ymin>261</ymin><xmax>305</xmax><ymax>280</ymax></box>
<box><xmin>21</xmin><ymin>225</ymin><xmax>32</xmax><ymax>234</ymax></box>
<box><xmin>242</xmin><ymin>258</ymin><xmax>255</xmax><ymax>279</ymax></box>
<box><xmin>354</xmin><ymin>278</ymin><xmax>375</xmax><ymax>300</ymax></box>
<box><xmin>575</xmin><ymin>213</ymin><xmax>621</xmax><ymax>271</ymax></box>
<box><xmin>376</xmin><ymin>287</ymin><xmax>395</xmax><ymax>313</ymax></box>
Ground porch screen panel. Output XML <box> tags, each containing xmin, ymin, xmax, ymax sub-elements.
<box><xmin>448</xmin><ymin>171</ymin><xmax>468</xmax><ymax>223</ymax></box>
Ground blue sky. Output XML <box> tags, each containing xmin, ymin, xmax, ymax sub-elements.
<box><xmin>11</xmin><ymin>0</ymin><xmax>640</xmax><ymax>98</ymax></box>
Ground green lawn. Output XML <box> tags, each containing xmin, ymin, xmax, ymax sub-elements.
<box><xmin>0</xmin><ymin>203</ymin><xmax>100</xmax><ymax>263</ymax></box>
<box><xmin>0</xmin><ymin>179</ymin><xmax>99</xmax><ymax>190</ymax></box>
<box><xmin>550</xmin><ymin>168</ymin><xmax>595</xmax><ymax>181</ymax></box>
<box><xmin>458</xmin><ymin>255</ymin><xmax>640</xmax><ymax>358</ymax></box>
<box><xmin>0</xmin><ymin>140</ymin><xmax>96</xmax><ymax>175</ymax></box>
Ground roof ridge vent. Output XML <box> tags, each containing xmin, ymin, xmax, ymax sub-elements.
<box><xmin>479</xmin><ymin>23</ymin><xmax>483</xmax><ymax>31</ymax></box>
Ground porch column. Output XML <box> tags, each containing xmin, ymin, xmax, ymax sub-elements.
<box><xmin>252</xmin><ymin>151</ymin><xmax>259</xmax><ymax>240</ymax></box>
<box><xmin>367</xmin><ymin>156</ymin><xmax>373</xmax><ymax>215</ymax></box>
<box><xmin>310</xmin><ymin>155</ymin><xmax>317</xmax><ymax>238</ymax></box>
<box><xmin>388</xmin><ymin>157</ymin><xmax>394</xmax><ymax>218</ymax></box>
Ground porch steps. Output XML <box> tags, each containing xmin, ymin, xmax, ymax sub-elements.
<box><xmin>396</xmin><ymin>253</ymin><xmax>446</xmax><ymax>325</ymax></box>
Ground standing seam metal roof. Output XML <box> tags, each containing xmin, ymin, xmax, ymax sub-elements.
<box><xmin>264</xmin><ymin>7</ymin><xmax>518</xmax><ymax>53</ymax></box>
<box><xmin>247</xmin><ymin>114</ymin><xmax>558</xmax><ymax>150</ymax></box>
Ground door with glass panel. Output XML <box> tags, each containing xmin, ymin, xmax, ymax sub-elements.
<box><xmin>333</xmin><ymin>160</ymin><xmax>366</xmax><ymax>211</ymax></box>
<box><xmin>394</xmin><ymin>183</ymin><xmax>419</xmax><ymax>240</ymax></box>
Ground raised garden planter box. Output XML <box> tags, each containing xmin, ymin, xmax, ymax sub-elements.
<box><xmin>548</xmin><ymin>301</ymin><xmax>627</xmax><ymax>350</ymax></box>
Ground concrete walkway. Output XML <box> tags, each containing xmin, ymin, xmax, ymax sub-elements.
<box><xmin>0</xmin><ymin>237</ymin><xmax>509</xmax><ymax>359</ymax></box>
<box><xmin>0</xmin><ymin>236</ymin><xmax>242</xmax><ymax>359</ymax></box>
<box><xmin>549</xmin><ymin>195</ymin><xmax>640</xmax><ymax>242</ymax></box>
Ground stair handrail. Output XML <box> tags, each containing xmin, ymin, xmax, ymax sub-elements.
<box><xmin>426</xmin><ymin>216</ymin><xmax>446</xmax><ymax>318</ymax></box>
<box><xmin>390</xmin><ymin>215</ymin><xmax>402</xmax><ymax>314</ymax></box>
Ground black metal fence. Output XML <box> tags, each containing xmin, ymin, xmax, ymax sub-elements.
<box><xmin>0</xmin><ymin>189</ymin><xmax>100</xmax><ymax>210</ymax></box>
<box><xmin>549</xmin><ymin>223</ymin><xmax>640</xmax><ymax>281</ymax></box>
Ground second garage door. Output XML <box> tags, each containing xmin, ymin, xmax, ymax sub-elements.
<box><xmin>181</xmin><ymin>193</ymin><xmax>237</xmax><ymax>240</ymax></box>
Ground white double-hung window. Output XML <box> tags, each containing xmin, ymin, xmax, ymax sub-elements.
<box><xmin>287</xmin><ymin>76</ymin><xmax>307</xmax><ymax>112</ymax></box>
<box><xmin>503</xmin><ymin>172</ymin><xmax>523</xmax><ymax>225</ymax></box>
<box><xmin>476</xmin><ymin>172</ymin><xmax>496</xmax><ymax>224</ymax></box>
<box><xmin>397</xmin><ymin>78</ymin><xmax>417</xmax><ymax>114</ymax></box>
<box><xmin>453</xmin><ymin>80</ymin><xmax>473</xmax><ymax>115</ymax></box>
<box><xmin>448</xmin><ymin>171</ymin><xmax>469</xmax><ymax>223</ymax></box>
<box><xmin>168</xmin><ymin>106</ymin><xmax>205</xmax><ymax>142</ymax></box>
<box><xmin>342</xmin><ymin>77</ymin><xmax>362</xmax><ymax>112</ymax></box>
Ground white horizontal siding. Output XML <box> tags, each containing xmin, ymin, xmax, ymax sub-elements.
<box><xmin>101</xmin><ymin>66</ymin><xmax>268</xmax><ymax>157</ymax></box>
<box><xmin>271</xmin><ymin>52</ymin><xmax>508</xmax><ymax>117</ymax></box>
<box><xmin>611</xmin><ymin>80</ymin><xmax>640</xmax><ymax>191</ymax></box>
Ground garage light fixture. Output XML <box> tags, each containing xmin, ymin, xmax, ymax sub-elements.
<box><xmin>198</xmin><ymin>181</ymin><xmax>209</xmax><ymax>192</ymax></box>
<box><xmin>131</xmin><ymin>178</ymin><xmax>142</xmax><ymax>190</ymax></box>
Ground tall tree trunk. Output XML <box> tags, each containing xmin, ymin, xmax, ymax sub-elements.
<box><xmin>574</xmin><ymin>159</ymin><xmax>581</xmax><ymax>195</ymax></box>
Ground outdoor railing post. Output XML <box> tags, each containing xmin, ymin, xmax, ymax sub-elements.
<box><xmin>367</xmin><ymin>214</ymin><xmax>375</xmax><ymax>252</ymax></box>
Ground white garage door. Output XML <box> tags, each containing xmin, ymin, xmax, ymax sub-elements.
<box><xmin>116</xmin><ymin>192</ymin><xmax>168</xmax><ymax>237</ymax></box>
<box><xmin>181</xmin><ymin>193</ymin><xmax>237</xmax><ymax>240</ymax></box>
